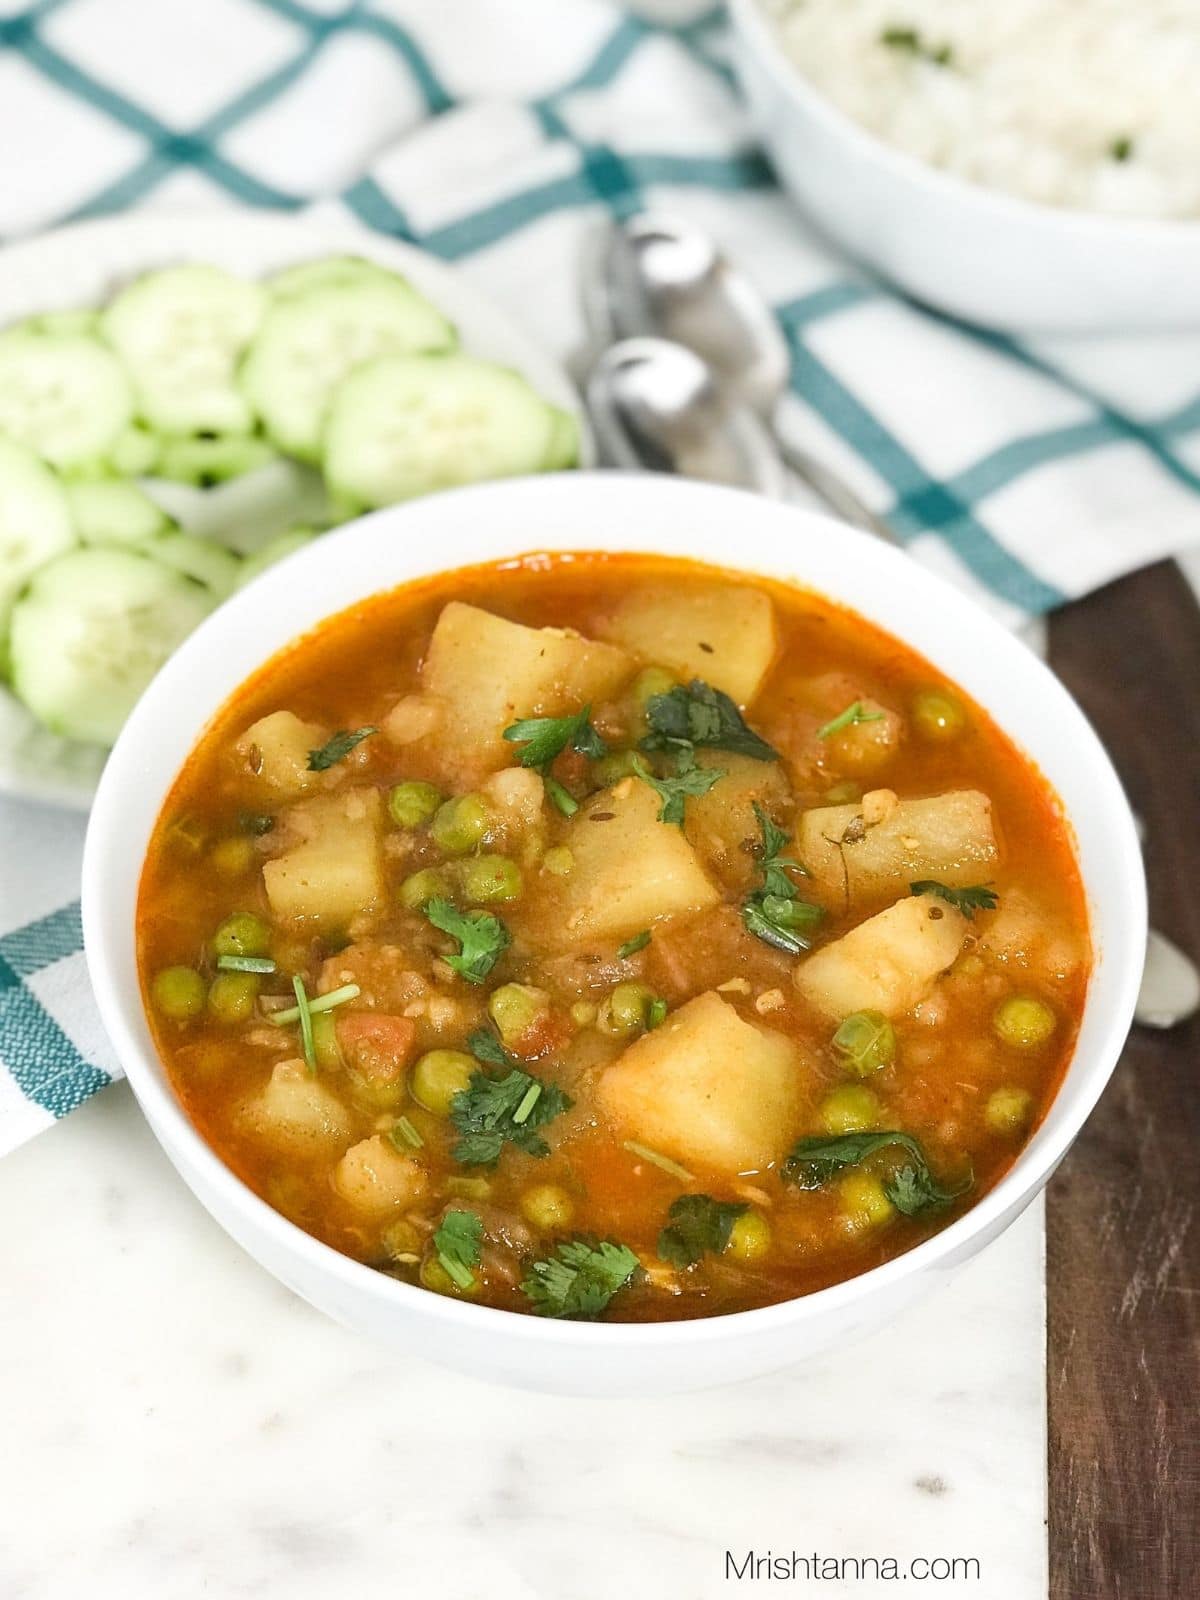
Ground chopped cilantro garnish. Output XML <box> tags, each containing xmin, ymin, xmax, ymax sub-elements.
<box><xmin>390</xmin><ymin>1115</ymin><xmax>424</xmax><ymax>1150</ymax></box>
<box><xmin>631</xmin><ymin>750</ymin><xmax>724</xmax><ymax>827</ymax></box>
<box><xmin>215</xmin><ymin>954</ymin><xmax>275</xmax><ymax>974</ymax></box>
<box><xmin>466</xmin><ymin>1027</ymin><xmax>515</xmax><ymax>1068</ymax></box>
<box><xmin>520</xmin><ymin>1238</ymin><xmax>640</xmax><ymax>1319</ymax></box>
<box><xmin>544</xmin><ymin>775</ymin><xmax>579</xmax><ymax>817</ymax></box>
<box><xmin>618</xmin><ymin>930</ymin><xmax>651</xmax><ymax>959</ymax></box>
<box><xmin>306</xmin><ymin>726</ymin><xmax>377</xmax><ymax>771</ymax></box>
<box><xmin>503</xmin><ymin>705</ymin><xmax>607</xmax><ymax>767</ymax></box>
<box><xmin>424</xmin><ymin>898</ymin><xmax>510</xmax><ymax>984</ymax></box>
<box><xmin>816</xmin><ymin>701</ymin><xmax>884</xmax><ymax>740</ymax></box>
<box><xmin>449</xmin><ymin>1067</ymin><xmax>572</xmax><ymax>1166</ymax></box>
<box><xmin>782</xmin><ymin>1131</ymin><xmax>972</xmax><ymax>1216</ymax></box>
<box><xmin>433</xmin><ymin>1208</ymin><xmax>483</xmax><ymax>1290</ymax></box>
<box><xmin>646</xmin><ymin>996</ymin><xmax>668</xmax><ymax>1030</ymax></box>
<box><xmin>657</xmin><ymin>1194</ymin><xmax>748</xmax><ymax>1270</ymax></box>
<box><xmin>291</xmin><ymin>974</ymin><xmax>316</xmax><ymax>1073</ymax></box>
<box><xmin>742</xmin><ymin>804</ymin><xmax>823</xmax><ymax>954</ymax></box>
<box><xmin>237</xmin><ymin>811</ymin><xmax>274</xmax><ymax>836</ymax></box>
<box><xmin>642</xmin><ymin>679</ymin><xmax>778</xmax><ymax>762</ymax></box>
<box><xmin>910</xmin><ymin>881</ymin><xmax>999</xmax><ymax>919</ymax></box>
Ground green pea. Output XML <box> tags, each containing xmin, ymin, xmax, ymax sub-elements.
<box><xmin>209</xmin><ymin>836</ymin><xmax>256</xmax><ymax>879</ymax></box>
<box><xmin>151</xmin><ymin>965</ymin><xmax>206</xmax><ymax>1021</ymax></box>
<box><xmin>420</xmin><ymin>1254</ymin><xmax>478</xmax><ymax>1297</ymax></box>
<box><xmin>831</xmin><ymin>1010</ymin><xmax>896</xmax><ymax>1075</ymax></box>
<box><xmin>398</xmin><ymin>866</ymin><xmax>451</xmax><ymax>910</ymax></box>
<box><xmin>726</xmin><ymin>1210</ymin><xmax>772</xmax><ymax>1263</ymax></box>
<box><xmin>488</xmin><ymin>982</ymin><xmax>548</xmax><ymax>1045</ymax></box>
<box><xmin>388</xmin><ymin>780</ymin><xmax>442</xmax><ymax>829</ymax></box>
<box><xmin>986</xmin><ymin>1085</ymin><xmax>1034</xmax><ymax>1134</ymax></box>
<box><xmin>632</xmin><ymin>666</ymin><xmax>678</xmax><ymax>713</ymax></box>
<box><xmin>591</xmin><ymin>749</ymin><xmax>640</xmax><ymax>786</ymax></box>
<box><xmin>380</xmin><ymin>1218</ymin><xmax>421</xmax><ymax>1261</ymax></box>
<box><xmin>410</xmin><ymin>1049</ymin><xmax>476</xmax><ymax>1117</ymax></box>
<box><xmin>459</xmin><ymin>853</ymin><xmax>522</xmax><ymax>903</ymax></box>
<box><xmin>541</xmin><ymin>846</ymin><xmax>574</xmax><ymax>877</ymax></box>
<box><xmin>820</xmin><ymin>1082</ymin><xmax>881</xmax><ymax>1134</ymax></box>
<box><xmin>207</xmin><ymin>971</ymin><xmax>261</xmax><ymax>1024</ymax></box>
<box><xmin>430</xmin><ymin>794</ymin><xmax>491</xmax><ymax>854</ymax></box>
<box><xmin>212</xmin><ymin>911</ymin><xmax>271</xmax><ymax>960</ymax></box>
<box><xmin>993</xmin><ymin>995</ymin><xmax>1057</xmax><ymax>1049</ymax></box>
<box><xmin>520</xmin><ymin>1183</ymin><xmax>575</xmax><ymax>1231</ymax></box>
<box><xmin>912</xmin><ymin>688</ymin><xmax>966</xmax><ymax>742</ymax></box>
<box><xmin>445</xmin><ymin>1175</ymin><xmax>492</xmax><ymax>1202</ymax></box>
<box><xmin>838</xmin><ymin>1169</ymin><xmax>894</xmax><ymax>1229</ymax></box>
<box><xmin>598</xmin><ymin>981</ymin><xmax>655</xmax><ymax>1037</ymax></box>
<box><xmin>310</xmin><ymin>1010</ymin><xmax>343</xmax><ymax>1071</ymax></box>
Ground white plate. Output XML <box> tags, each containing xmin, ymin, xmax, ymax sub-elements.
<box><xmin>0</xmin><ymin>210</ymin><xmax>587</xmax><ymax>812</ymax></box>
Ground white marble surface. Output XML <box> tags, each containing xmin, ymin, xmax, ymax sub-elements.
<box><xmin>0</xmin><ymin>1081</ymin><xmax>1048</xmax><ymax>1600</ymax></box>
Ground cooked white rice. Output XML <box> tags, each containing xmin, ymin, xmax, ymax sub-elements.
<box><xmin>759</xmin><ymin>0</ymin><xmax>1200</xmax><ymax>218</ymax></box>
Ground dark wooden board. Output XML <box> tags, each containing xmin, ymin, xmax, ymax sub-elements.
<box><xmin>1046</xmin><ymin>560</ymin><xmax>1200</xmax><ymax>1599</ymax></box>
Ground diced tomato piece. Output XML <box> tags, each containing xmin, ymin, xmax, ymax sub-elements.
<box><xmin>335</xmin><ymin>1013</ymin><xmax>418</xmax><ymax>1087</ymax></box>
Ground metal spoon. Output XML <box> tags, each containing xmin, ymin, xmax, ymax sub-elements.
<box><xmin>587</xmin><ymin>214</ymin><xmax>896</xmax><ymax>542</ymax></box>
<box><xmin>585</xmin><ymin>336</ymin><xmax>789</xmax><ymax>498</ymax></box>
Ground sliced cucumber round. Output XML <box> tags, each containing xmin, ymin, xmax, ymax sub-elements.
<box><xmin>237</xmin><ymin>525</ymin><xmax>318</xmax><ymax>587</ymax></box>
<box><xmin>0</xmin><ymin>437</ymin><xmax>76</xmax><ymax>620</ymax></box>
<box><xmin>323</xmin><ymin>354</ymin><xmax>562</xmax><ymax>509</ymax></box>
<box><xmin>148</xmin><ymin>531</ymin><xmax>241</xmax><ymax>597</ymax></box>
<box><xmin>101</xmin><ymin>264</ymin><xmax>266</xmax><ymax>436</ymax></box>
<box><xmin>154</xmin><ymin>433</ymin><xmax>278</xmax><ymax>487</ymax></box>
<box><xmin>268</xmin><ymin>255</ymin><xmax>397</xmax><ymax>299</ymax></box>
<box><xmin>108</xmin><ymin>423</ymin><xmax>161</xmax><ymax>477</ymax></box>
<box><xmin>239</xmin><ymin>278</ymin><xmax>457</xmax><ymax>463</ymax></box>
<box><xmin>0</xmin><ymin>329</ymin><xmax>133</xmax><ymax>469</ymax></box>
<box><xmin>66</xmin><ymin>479</ymin><xmax>173</xmax><ymax>547</ymax></box>
<box><xmin>8</xmin><ymin>547</ymin><xmax>213</xmax><ymax>744</ymax></box>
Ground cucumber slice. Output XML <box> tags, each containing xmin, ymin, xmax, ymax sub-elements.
<box><xmin>0</xmin><ymin>330</ymin><xmax>133</xmax><ymax>469</ymax></box>
<box><xmin>240</xmin><ymin>279</ymin><xmax>457</xmax><ymax>462</ymax></box>
<box><xmin>18</xmin><ymin>308</ymin><xmax>100</xmax><ymax>338</ymax></box>
<box><xmin>269</xmin><ymin>256</ymin><xmax>396</xmax><ymax>299</ymax></box>
<box><xmin>237</xmin><ymin>526</ymin><xmax>318</xmax><ymax>587</ymax></box>
<box><xmin>543</xmin><ymin>408</ymin><xmax>581</xmax><ymax>470</ymax></box>
<box><xmin>154</xmin><ymin>434</ymin><xmax>278</xmax><ymax>487</ymax></box>
<box><xmin>0</xmin><ymin>437</ymin><xmax>76</xmax><ymax>619</ymax></box>
<box><xmin>323</xmin><ymin>354</ymin><xmax>561</xmax><ymax>509</ymax></box>
<box><xmin>66</xmin><ymin>479</ymin><xmax>173</xmax><ymax>546</ymax></box>
<box><xmin>101</xmin><ymin>265</ymin><xmax>266</xmax><ymax>436</ymax></box>
<box><xmin>147</xmin><ymin>531</ymin><xmax>241</xmax><ymax>597</ymax></box>
<box><xmin>109</xmin><ymin>423</ymin><xmax>161</xmax><ymax>477</ymax></box>
<box><xmin>8</xmin><ymin>547</ymin><xmax>213</xmax><ymax>744</ymax></box>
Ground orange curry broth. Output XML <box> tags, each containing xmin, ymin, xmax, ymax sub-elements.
<box><xmin>136</xmin><ymin>552</ymin><xmax>1090</xmax><ymax>1322</ymax></box>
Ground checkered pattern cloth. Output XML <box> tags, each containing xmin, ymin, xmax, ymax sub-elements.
<box><xmin>2</xmin><ymin>0</ymin><xmax>1199</xmax><ymax>1153</ymax></box>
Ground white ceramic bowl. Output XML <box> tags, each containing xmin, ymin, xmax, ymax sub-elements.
<box><xmin>82</xmin><ymin>473</ymin><xmax>1145</xmax><ymax>1395</ymax></box>
<box><xmin>729</xmin><ymin>0</ymin><xmax>1200</xmax><ymax>333</ymax></box>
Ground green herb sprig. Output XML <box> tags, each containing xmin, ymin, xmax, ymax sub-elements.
<box><xmin>742</xmin><ymin>803</ymin><xmax>823</xmax><ymax>954</ymax></box>
<box><xmin>424</xmin><ymin>899</ymin><xmax>510</xmax><ymax>984</ymax></box>
<box><xmin>433</xmin><ymin>1209</ymin><xmax>484</xmax><ymax>1290</ymax></box>
<box><xmin>816</xmin><ymin>701</ymin><xmax>884</xmax><ymax>740</ymax></box>
<box><xmin>307</xmin><ymin>726</ymin><xmax>377</xmax><ymax>771</ymax></box>
<box><xmin>782</xmin><ymin>1131</ymin><xmax>972</xmax><ymax>1216</ymax></box>
<box><xmin>657</xmin><ymin>1194</ymin><xmax>748</xmax><ymax>1270</ymax></box>
<box><xmin>631</xmin><ymin>750</ymin><xmax>724</xmax><ymax>827</ymax></box>
<box><xmin>910</xmin><ymin>881</ymin><xmax>999</xmax><ymax>919</ymax></box>
<box><xmin>449</xmin><ymin>1066</ymin><xmax>572</xmax><ymax>1166</ymax></box>
<box><xmin>642</xmin><ymin>679</ymin><xmax>778</xmax><ymax>762</ymax></box>
<box><xmin>520</xmin><ymin>1238</ymin><xmax>640</xmax><ymax>1319</ymax></box>
<box><xmin>503</xmin><ymin>704</ymin><xmax>607</xmax><ymax>816</ymax></box>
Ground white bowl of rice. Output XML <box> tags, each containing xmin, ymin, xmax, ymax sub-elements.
<box><xmin>730</xmin><ymin>0</ymin><xmax>1200</xmax><ymax>331</ymax></box>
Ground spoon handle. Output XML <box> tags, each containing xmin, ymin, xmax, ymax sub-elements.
<box><xmin>774</xmin><ymin>435</ymin><xmax>899</xmax><ymax>546</ymax></box>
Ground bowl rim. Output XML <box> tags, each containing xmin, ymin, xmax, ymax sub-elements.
<box><xmin>728</xmin><ymin>0</ymin><xmax>1200</xmax><ymax>245</ymax></box>
<box><xmin>82</xmin><ymin>471</ymin><xmax>1147</xmax><ymax>1351</ymax></box>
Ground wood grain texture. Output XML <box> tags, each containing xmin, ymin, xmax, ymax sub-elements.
<box><xmin>1046</xmin><ymin>561</ymin><xmax>1200</xmax><ymax>1600</ymax></box>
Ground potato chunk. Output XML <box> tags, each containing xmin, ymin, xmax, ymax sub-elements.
<box><xmin>420</xmin><ymin>602</ymin><xmax>633</xmax><ymax>782</ymax></box>
<box><xmin>332</xmin><ymin>1134</ymin><xmax>428</xmax><ymax>1215</ymax></box>
<box><xmin>238</xmin><ymin>1058</ymin><xmax>351</xmax><ymax>1154</ymax></box>
<box><xmin>596</xmin><ymin>584</ymin><xmax>777</xmax><ymax>705</ymax></box>
<box><xmin>263</xmin><ymin>788</ymin><xmax>382</xmax><ymax>925</ymax></box>
<box><xmin>977</xmin><ymin>886</ymin><xmax>1087</xmax><ymax>983</ymax></box>
<box><xmin>235</xmin><ymin>710</ymin><xmax>326</xmax><ymax>798</ymax></box>
<box><xmin>595</xmin><ymin>992</ymin><xmax>803</xmax><ymax>1174</ymax></box>
<box><xmin>538</xmin><ymin>779</ymin><xmax>719</xmax><ymax>946</ymax></box>
<box><xmin>795</xmin><ymin>897</ymin><xmax>967</xmax><ymax>1020</ymax></box>
<box><xmin>683</xmin><ymin>753</ymin><xmax>791</xmax><ymax>893</ymax></box>
<box><xmin>798</xmin><ymin>790</ymin><xmax>998</xmax><ymax>904</ymax></box>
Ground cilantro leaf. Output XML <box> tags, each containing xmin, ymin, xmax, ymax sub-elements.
<box><xmin>618</xmin><ymin>930</ymin><xmax>651</xmax><ymax>959</ymax></box>
<box><xmin>631</xmin><ymin>750</ymin><xmax>724</xmax><ymax>827</ymax></box>
<box><xmin>657</xmin><ymin>1194</ymin><xmax>747</xmax><ymax>1270</ymax></box>
<box><xmin>816</xmin><ymin>701</ymin><xmax>884</xmax><ymax>740</ymax></box>
<box><xmin>466</xmin><ymin>1027</ymin><xmax>515</xmax><ymax>1068</ymax></box>
<box><xmin>433</xmin><ymin>1208</ymin><xmax>483</xmax><ymax>1290</ymax></box>
<box><xmin>910</xmin><ymin>881</ymin><xmax>999</xmax><ymax>919</ymax></box>
<box><xmin>642</xmin><ymin>680</ymin><xmax>778</xmax><ymax>761</ymax></box>
<box><xmin>742</xmin><ymin>803</ymin><xmax>822</xmax><ymax>953</ymax></box>
<box><xmin>450</xmin><ymin>1068</ymin><xmax>572</xmax><ymax>1166</ymax></box>
<box><xmin>306</xmin><ymin>726</ymin><xmax>377</xmax><ymax>770</ymax></box>
<box><xmin>503</xmin><ymin>704</ymin><xmax>607</xmax><ymax>768</ymax></box>
<box><xmin>520</xmin><ymin>1238</ymin><xmax>640</xmax><ymax>1319</ymax></box>
<box><xmin>782</xmin><ymin>1131</ymin><xmax>972</xmax><ymax>1216</ymax></box>
<box><xmin>424</xmin><ymin>898</ymin><xmax>510</xmax><ymax>984</ymax></box>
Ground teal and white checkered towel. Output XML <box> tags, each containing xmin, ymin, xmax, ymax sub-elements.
<box><xmin>2</xmin><ymin>0</ymin><xmax>1198</xmax><ymax>1154</ymax></box>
